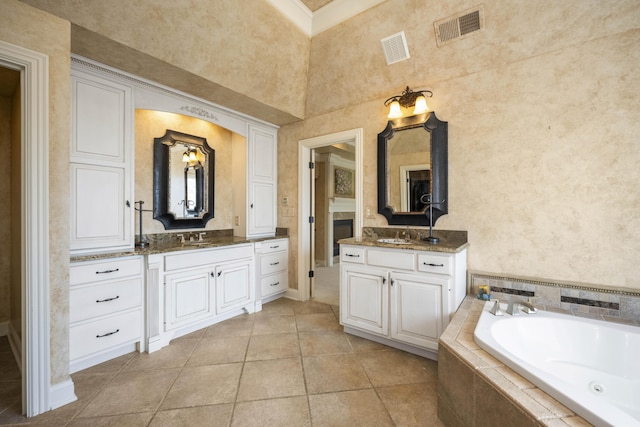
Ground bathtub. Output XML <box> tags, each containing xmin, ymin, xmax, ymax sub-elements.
<box><xmin>474</xmin><ymin>301</ymin><xmax>640</xmax><ymax>427</ymax></box>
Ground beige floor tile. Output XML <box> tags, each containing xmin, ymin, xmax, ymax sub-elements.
<box><xmin>150</xmin><ymin>404</ymin><xmax>233</xmax><ymax>427</ymax></box>
<box><xmin>0</xmin><ymin>352</ymin><xmax>21</xmax><ymax>381</ymax></box>
<box><xmin>186</xmin><ymin>336</ymin><xmax>249</xmax><ymax>366</ymax></box>
<box><xmin>123</xmin><ymin>338</ymin><xmax>198</xmax><ymax>371</ymax></box>
<box><xmin>295</xmin><ymin>312</ymin><xmax>341</xmax><ymax>332</ymax></box>
<box><xmin>256</xmin><ymin>298</ymin><xmax>296</xmax><ymax>316</ymax></box>
<box><xmin>292</xmin><ymin>300</ymin><xmax>333</xmax><ymax>314</ymax></box>
<box><xmin>377</xmin><ymin>382</ymin><xmax>442</xmax><ymax>427</ymax></box>
<box><xmin>231</xmin><ymin>396</ymin><xmax>310</xmax><ymax>427</ymax></box>
<box><xmin>77</xmin><ymin>368</ymin><xmax>180</xmax><ymax>417</ymax></box>
<box><xmin>252</xmin><ymin>315</ymin><xmax>297</xmax><ymax>335</ymax></box>
<box><xmin>160</xmin><ymin>364</ymin><xmax>242</xmax><ymax>409</ymax></box>
<box><xmin>345</xmin><ymin>333</ymin><xmax>390</xmax><ymax>353</ymax></box>
<box><xmin>303</xmin><ymin>353</ymin><xmax>372</xmax><ymax>394</ymax></box>
<box><xmin>358</xmin><ymin>349</ymin><xmax>438</xmax><ymax>387</ymax></box>
<box><xmin>245</xmin><ymin>333</ymin><xmax>300</xmax><ymax>361</ymax></box>
<box><xmin>309</xmin><ymin>389</ymin><xmax>395</xmax><ymax>426</ymax></box>
<box><xmin>298</xmin><ymin>330</ymin><xmax>353</xmax><ymax>356</ymax></box>
<box><xmin>204</xmin><ymin>315</ymin><xmax>255</xmax><ymax>338</ymax></box>
<box><xmin>0</xmin><ymin>379</ymin><xmax>21</xmax><ymax>414</ymax></box>
<box><xmin>66</xmin><ymin>412</ymin><xmax>154</xmax><ymax>426</ymax></box>
<box><xmin>236</xmin><ymin>358</ymin><xmax>306</xmax><ymax>401</ymax></box>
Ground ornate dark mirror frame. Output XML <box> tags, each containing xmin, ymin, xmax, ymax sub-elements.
<box><xmin>377</xmin><ymin>112</ymin><xmax>448</xmax><ymax>225</ymax></box>
<box><xmin>153</xmin><ymin>129</ymin><xmax>215</xmax><ymax>229</ymax></box>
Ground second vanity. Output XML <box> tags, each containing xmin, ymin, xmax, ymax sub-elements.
<box><xmin>339</xmin><ymin>229</ymin><xmax>468</xmax><ymax>360</ymax></box>
<box><xmin>69</xmin><ymin>233</ymin><xmax>289</xmax><ymax>373</ymax></box>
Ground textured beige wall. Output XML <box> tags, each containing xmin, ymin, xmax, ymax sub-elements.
<box><xmin>0</xmin><ymin>97</ymin><xmax>10</xmax><ymax>324</ymax></box>
<box><xmin>0</xmin><ymin>0</ymin><xmax>71</xmax><ymax>384</ymax></box>
<box><xmin>135</xmin><ymin>110</ymin><xmax>236</xmax><ymax>236</ymax></box>
<box><xmin>21</xmin><ymin>0</ymin><xmax>310</xmax><ymax>125</ymax></box>
<box><xmin>281</xmin><ymin>0</ymin><xmax>640</xmax><ymax>291</ymax></box>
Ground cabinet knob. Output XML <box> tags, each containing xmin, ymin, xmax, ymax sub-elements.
<box><xmin>251</xmin><ymin>203</ymin><xmax>254</xmax><ymax>208</ymax></box>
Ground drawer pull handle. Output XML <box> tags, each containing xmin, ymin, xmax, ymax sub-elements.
<box><xmin>96</xmin><ymin>295</ymin><xmax>120</xmax><ymax>303</ymax></box>
<box><xmin>96</xmin><ymin>329</ymin><xmax>120</xmax><ymax>338</ymax></box>
<box><xmin>270</xmin><ymin>245</ymin><xmax>280</xmax><ymax>249</ymax></box>
<box><xmin>96</xmin><ymin>268</ymin><xmax>120</xmax><ymax>275</ymax></box>
<box><xmin>345</xmin><ymin>254</ymin><xmax>360</xmax><ymax>258</ymax></box>
<box><xmin>270</xmin><ymin>261</ymin><xmax>280</xmax><ymax>266</ymax></box>
<box><xmin>270</xmin><ymin>282</ymin><xmax>280</xmax><ymax>287</ymax></box>
<box><xmin>423</xmin><ymin>263</ymin><xmax>444</xmax><ymax>267</ymax></box>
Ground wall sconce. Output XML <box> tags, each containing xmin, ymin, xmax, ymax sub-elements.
<box><xmin>384</xmin><ymin>86</ymin><xmax>433</xmax><ymax>119</ymax></box>
<box><xmin>182</xmin><ymin>147</ymin><xmax>198</xmax><ymax>163</ymax></box>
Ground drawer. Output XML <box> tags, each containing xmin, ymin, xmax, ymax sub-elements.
<box><xmin>261</xmin><ymin>271</ymin><xmax>288</xmax><ymax>297</ymax></box>
<box><xmin>260</xmin><ymin>252</ymin><xmax>288</xmax><ymax>275</ymax></box>
<box><xmin>417</xmin><ymin>253</ymin><xmax>453</xmax><ymax>275</ymax></box>
<box><xmin>368</xmin><ymin>249</ymin><xmax>415</xmax><ymax>271</ymax></box>
<box><xmin>69</xmin><ymin>309</ymin><xmax>142</xmax><ymax>361</ymax></box>
<box><xmin>165</xmin><ymin>244</ymin><xmax>253</xmax><ymax>271</ymax></box>
<box><xmin>70</xmin><ymin>277</ymin><xmax>142</xmax><ymax>323</ymax></box>
<box><xmin>340</xmin><ymin>246</ymin><xmax>365</xmax><ymax>264</ymax></box>
<box><xmin>70</xmin><ymin>256</ymin><xmax>142</xmax><ymax>286</ymax></box>
<box><xmin>260</xmin><ymin>239</ymin><xmax>288</xmax><ymax>254</ymax></box>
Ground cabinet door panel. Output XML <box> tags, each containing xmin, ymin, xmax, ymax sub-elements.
<box><xmin>216</xmin><ymin>260</ymin><xmax>252</xmax><ymax>314</ymax></box>
<box><xmin>390</xmin><ymin>272</ymin><xmax>448</xmax><ymax>350</ymax></box>
<box><xmin>71</xmin><ymin>164</ymin><xmax>128</xmax><ymax>248</ymax></box>
<box><xmin>165</xmin><ymin>270</ymin><xmax>213</xmax><ymax>330</ymax></box>
<box><xmin>249</xmin><ymin>126</ymin><xmax>276</xmax><ymax>181</ymax></box>
<box><xmin>249</xmin><ymin>181</ymin><xmax>275</xmax><ymax>235</ymax></box>
<box><xmin>340</xmin><ymin>265</ymin><xmax>387</xmax><ymax>335</ymax></box>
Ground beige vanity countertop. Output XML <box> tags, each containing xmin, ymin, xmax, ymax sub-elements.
<box><xmin>70</xmin><ymin>234</ymin><xmax>289</xmax><ymax>263</ymax></box>
<box><xmin>339</xmin><ymin>228</ymin><xmax>468</xmax><ymax>253</ymax></box>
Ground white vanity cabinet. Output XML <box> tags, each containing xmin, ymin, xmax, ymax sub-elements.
<box><xmin>255</xmin><ymin>238</ymin><xmax>289</xmax><ymax>306</ymax></box>
<box><xmin>340</xmin><ymin>244</ymin><xmax>467</xmax><ymax>359</ymax></box>
<box><xmin>69</xmin><ymin>256</ymin><xmax>143</xmax><ymax>373</ymax></box>
<box><xmin>149</xmin><ymin>243</ymin><xmax>254</xmax><ymax>347</ymax></box>
<box><xmin>70</xmin><ymin>66</ymin><xmax>134</xmax><ymax>255</ymax></box>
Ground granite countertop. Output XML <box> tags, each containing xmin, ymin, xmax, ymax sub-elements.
<box><xmin>71</xmin><ymin>232</ymin><xmax>288</xmax><ymax>263</ymax></box>
<box><xmin>339</xmin><ymin>227</ymin><xmax>469</xmax><ymax>253</ymax></box>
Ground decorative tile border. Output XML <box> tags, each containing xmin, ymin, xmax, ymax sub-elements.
<box><xmin>469</xmin><ymin>271</ymin><xmax>640</xmax><ymax>324</ymax></box>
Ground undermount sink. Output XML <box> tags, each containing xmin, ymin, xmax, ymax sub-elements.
<box><xmin>376</xmin><ymin>238</ymin><xmax>410</xmax><ymax>244</ymax></box>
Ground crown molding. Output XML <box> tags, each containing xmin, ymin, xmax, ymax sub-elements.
<box><xmin>266</xmin><ymin>0</ymin><xmax>385</xmax><ymax>37</ymax></box>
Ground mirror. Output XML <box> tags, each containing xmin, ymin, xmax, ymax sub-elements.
<box><xmin>154</xmin><ymin>129</ymin><xmax>215</xmax><ymax>229</ymax></box>
<box><xmin>377</xmin><ymin>112</ymin><xmax>448</xmax><ymax>225</ymax></box>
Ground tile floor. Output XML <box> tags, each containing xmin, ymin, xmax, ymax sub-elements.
<box><xmin>0</xmin><ymin>298</ymin><xmax>443</xmax><ymax>426</ymax></box>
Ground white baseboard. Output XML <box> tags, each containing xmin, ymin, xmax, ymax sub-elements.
<box><xmin>285</xmin><ymin>288</ymin><xmax>302</xmax><ymax>301</ymax></box>
<box><xmin>49</xmin><ymin>379</ymin><xmax>77</xmax><ymax>410</ymax></box>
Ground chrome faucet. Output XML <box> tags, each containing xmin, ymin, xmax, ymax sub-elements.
<box><xmin>506</xmin><ymin>298</ymin><xmax>537</xmax><ymax>315</ymax></box>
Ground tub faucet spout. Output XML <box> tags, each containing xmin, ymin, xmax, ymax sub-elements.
<box><xmin>506</xmin><ymin>298</ymin><xmax>537</xmax><ymax>315</ymax></box>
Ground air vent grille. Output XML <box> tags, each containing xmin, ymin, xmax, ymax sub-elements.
<box><xmin>381</xmin><ymin>31</ymin><xmax>410</xmax><ymax>65</ymax></box>
<box><xmin>434</xmin><ymin>6</ymin><xmax>484</xmax><ymax>46</ymax></box>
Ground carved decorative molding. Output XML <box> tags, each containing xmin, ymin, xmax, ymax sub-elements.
<box><xmin>179</xmin><ymin>105</ymin><xmax>219</xmax><ymax>122</ymax></box>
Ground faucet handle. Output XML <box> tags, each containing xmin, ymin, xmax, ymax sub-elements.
<box><xmin>176</xmin><ymin>233</ymin><xmax>185</xmax><ymax>244</ymax></box>
<box><xmin>506</xmin><ymin>300</ymin><xmax>521</xmax><ymax>316</ymax></box>
<box><xmin>489</xmin><ymin>300</ymin><xmax>503</xmax><ymax>316</ymax></box>
<box><xmin>198</xmin><ymin>232</ymin><xmax>206</xmax><ymax>241</ymax></box>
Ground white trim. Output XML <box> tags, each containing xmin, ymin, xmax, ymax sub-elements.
<box><xmin>49</xmin><ymin>380</ymin><xmax>77</xmax><ymax>410</ymax></box>
<box><xmin>0</xmin><ymin>40</ymin><xmax>54</xmax><ymax>417</ymax></box>
<box><xmin>265</xmin><ymin>0</ymin><xmax>385</xmax><ymax>37</ymax></box>
<box><xmin>298</xmin><ymin>129</ymin><xmax>363</xmax><ymax>301</ymax></box>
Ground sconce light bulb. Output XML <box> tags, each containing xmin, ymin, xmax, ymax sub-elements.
<box><xmin>189</xmin><ymin>150</ymin><xmax>198</xmax><ymax>162</ymax></box>
<box><xmin>387</xmin><ymin>100</ymin><xmax>402</xmax><ymax>119</ymax></box>
<box><xmin>182</xmin><ymin>152</ymin><xmax>190</xmax><ymax>162</ymax></box>
<box><xmin>413</xmin><ymin>95</ymin><xmax>429</xmax><ymax>115</ymax></box>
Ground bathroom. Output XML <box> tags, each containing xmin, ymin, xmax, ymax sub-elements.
<box><xmin>0</xmin><ymin>0</ymin><xmax>639</xmax><ymax>424</ymax></box>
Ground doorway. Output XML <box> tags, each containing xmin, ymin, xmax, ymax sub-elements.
<box><xmin>0</xmin><ymin>40</ymin><xmax>52</xmax><ymax>417</ymax></box>
<box><xmin>297</xmin><ymin>129</ymin><xmax>363</xmax><ymax>305</ymax></box>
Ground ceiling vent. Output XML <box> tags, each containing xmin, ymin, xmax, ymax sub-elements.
<box><xmin>381</xmin><ymin>31</ymin><xmax>410</xmax><ymax>65</ymax></box>
<box><xmin>434</xmin><ymin>5</ymin><xmax>484</xmax><ymax>46</ymax></box>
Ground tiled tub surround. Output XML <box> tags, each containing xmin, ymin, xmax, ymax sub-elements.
<box><xmin>470</xmin><ymin>272</ymin><xmax>640</xmax><ymax>325</ymax></box>
<box><xmin>438</xmin><ymin>298</ymin><xmax>593</xmax><ymax>427</ymax></box>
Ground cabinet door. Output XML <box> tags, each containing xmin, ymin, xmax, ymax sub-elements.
<box><xmin>389</xmin><ymin>272</ymin><xmax>449</xmax><ymax>351</ymax></box>
<box><xmin>340</xmin><ymin>264</ymin><xmax>388</xmax><ymax>335</ymax></box>
<box><xmin>70</xmin><ymin>164</ymin><xmax>130</xmax><ymax>251</ymax></box>
<box><xmin>215</xmin><ymin>259</ymin><xmax>253</xmax><ymax>314</ymax></box>
<box><xmin>165</xmin><ymin>269</ymin><xmax>214</xmax><ymax>331</ymax></box>
<box><xmin>247</xmin><ymin>125</ymin><xmax>277</xmax><ymax>237</ymax></box>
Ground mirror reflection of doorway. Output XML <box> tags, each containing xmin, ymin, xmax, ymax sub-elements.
<box><xmin>400</xmin><ymin>164</ymin><xmax>430</xmax><ymax>213</ymax></box>
<box><xmin>312</xmin><ymin>142</ymin><xmax>356</xmax><ymax>306</ymax></box>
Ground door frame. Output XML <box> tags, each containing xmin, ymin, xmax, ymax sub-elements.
<box><xmin>297</xmin><ymin>129</ymin><xmax>363</xmax><ymax>301</ymax></box>
<box><xmin>0</xmin><ymin>41</ymin><xmax>52</xmax><ymax>416</ymax></box>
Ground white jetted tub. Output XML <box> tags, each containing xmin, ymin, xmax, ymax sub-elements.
<box><xmin>474</xmin><ymin>301</ymin><xmax>640</xmax><ymax>427</ymax></box>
